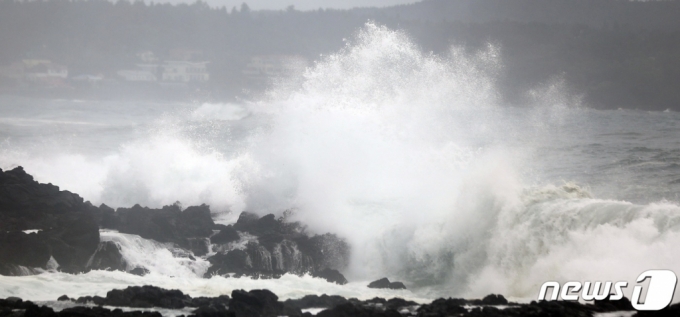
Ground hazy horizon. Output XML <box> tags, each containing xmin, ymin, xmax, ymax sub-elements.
<box><xmin>140</xmin><ymin>0</ymin><xmax>420</xmax><ymax>10</ymax></box>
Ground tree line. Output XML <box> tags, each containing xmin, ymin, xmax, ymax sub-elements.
<box><xmin>1</xmin><ymin>0</ymin><xmax>679</xmax><ymax>109</ymax></box>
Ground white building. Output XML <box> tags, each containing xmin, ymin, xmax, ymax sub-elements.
<box><xmin>23</xmin><ymin>60</ymin><xmax>68</xmax><ymax>82</ymax></box>
<box><xmin>161</xmin><ymin>61</ymin><xmax>209</xmax><ymax>83</ymax></box>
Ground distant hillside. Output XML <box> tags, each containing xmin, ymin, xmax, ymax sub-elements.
<box><xmin>0</xmin><ymin>0</ymin><xmax>679</xmax><ymax>109</ymax></box>
<box><xmin>355</xmin><ymin>0</ymin><xmax>680</xmax><ymax>30</ymax></box>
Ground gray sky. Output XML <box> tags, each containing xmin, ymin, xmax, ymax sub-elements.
<box><xmin>152</xmin><ymin>0</ymin><xmax>420</xmax><ymax>11</ymax></box>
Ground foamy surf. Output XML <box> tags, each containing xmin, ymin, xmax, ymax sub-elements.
<box><xmin>0</xmin><ymin>271</ymin><xmax>428</xmax><ymax>303</ymax></box>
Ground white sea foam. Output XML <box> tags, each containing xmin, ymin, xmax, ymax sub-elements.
<box><xmin>0</xmin><ymin>271</ymin><xmax>429</xmax><ymax>303</ymax></box>
<box><xmin>98</xmin><ymin>231</ymin><xmax>210</xmax><ymax>278</ymax></box>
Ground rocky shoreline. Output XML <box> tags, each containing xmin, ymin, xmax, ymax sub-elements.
<box><xmin>0</xmin><ymin>166</ymin><xmax>349</xmax><ymax>282</ymax></box>
<box><xmin>1</xmin><ymin>166</ymin><xmax>679</xmax><ymax>317</ymax></box>
<box><xmin>3</xmin><ymin>284</ymin><xmax>672</xmax><ymax>317</ymax></box>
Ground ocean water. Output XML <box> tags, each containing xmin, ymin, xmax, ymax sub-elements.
<box><xmin>1</xmin><ymin>23</ymin><xmax>680</xmax><ymax>303</ymax></box>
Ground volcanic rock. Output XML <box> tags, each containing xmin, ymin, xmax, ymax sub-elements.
<box><xmin>87</xmin><ymin>241</ymin><xmax>126</xmax><ymax>271</ymax></box>
<box><xmin>206</xmin><ymin>212</ymin><xmax>350</xmax><ymax>280</ymax></box>
<box><xmin>60</xmin><ymin>306</ymin><xmax>163</xmax><ymax>317</ymax></box>
<box><xmin>0</xmin><ymin>167</ymin><xmax>100</xmax><ymax>274</ymax></box>
<box><xmin>480</xmin><ymin>294</ymin><xmax>508</xmax><ymax>305</ymax></box>
<box><xmin>129</xmin><ymin>267</ymin><xmax>150</xmax><ymax>276</ymax></box>
<box><xmin>367</xmin><ymin>278</ymin><xmax>407</xmax><ymax>290</ymax></box>
<box><xmin>113</xmin><ymin>203</ymin><xmax>215</xmax><ymax>249</ymax></box>
<box><xmin>104</xmin><ymin>285</ymin><xmax>192</xmax><ymax>309</ymax></box>
<box><xmin>594</xmin><ymin>295</ymin><xmax>634</xmax><ymax>311</ymax></box>
<box><xmin>316</xmin><ymin>302</ymin><xmax>402</xmax><ymax>317</ymax></box>
<box><xmin>211</xmin><ymin>225</ymin><xmax>239</xmax><ymax>245</ymax></box>
<box><xmin>311</xmin><ymin>268</ymin><xmax>348</xmax><ymax>285</ymax></box>
<box><xmin>284</xmin><ymin>294</ymin><xmax>349</xmax><ymax>309</ymax></box>
<box><xmin>416</xmin><ymin>298</ymin><xmax>470</xmax><ymax>316</ymax></box>
<box><xmin>229</xmin><ymin>289</ymin><xmax>302</xmax><ymax>317</ymax></box>
<box><xmin>205</xmin><ymin>249</ymin><xmax>253</xmax><ymax>277</ymax></box>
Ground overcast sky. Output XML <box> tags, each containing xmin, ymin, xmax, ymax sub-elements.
<box><xmin>153</xmin><ymin>0</ymin><xmax>420</xmax><ymax>11</ymax></box>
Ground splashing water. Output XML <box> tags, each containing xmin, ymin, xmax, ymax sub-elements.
<box><xmin>2</xmin><ymin>23</ymin><xmax>680</xmax><ymax>301</ymax></box>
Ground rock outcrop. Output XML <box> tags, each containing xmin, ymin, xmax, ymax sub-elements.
<box><xmin>0</xmin><ymin>167</ymin><xmax>351</xmax><ymax>283</ymax></box>
<box><xmin>87</xmin><ymin>241</ymin><xmax>127</xmax><ymax>271</ymax></box>
<box><xmin>0</xmin><ymin>166</ymin><xmax>100</xmax><ymax>274</ymax></box>
<box><xmin>205</xmin><ymin>212</ymin><xmax>350</xmax><ymax>284</ymax></box>
<box><xmin>367</xmin><ymin>278</ymin><xmax>407</xmax><ymax>290</ymax></box>
<box><xmin>110</xmin><ymin>203</ymin><xmax>215</xmax><ymax>253</ymax></box>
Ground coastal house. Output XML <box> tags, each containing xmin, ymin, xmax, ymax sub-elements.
<box><xmin>22</xmin><ymin>60</ymin><xmax>68</xmax><ymax>87</ymax></box>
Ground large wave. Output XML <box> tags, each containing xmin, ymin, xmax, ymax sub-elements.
<box><xmin>2</xmin><ymin>23</ymin><xmax>680</xmax><ymax>301</ymax></box>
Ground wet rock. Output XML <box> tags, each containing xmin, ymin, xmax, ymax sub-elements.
<box><xmin>87</xmin><ymin>241</ymin><xmax>126</xmax><ymax>271</ymax></box>
<box><xmin>128</xmin><ymin>267</ymin><xmax>149</xmax><ymax>276</ymax></box>
<box><xmin>50</xmin><ymin>211</ymin><xmax>100</xmax><ymax>273</ymax></box>
<box><xmin>0</xmin><ymin>167</ymin><xmax>100</xmax><ymax>275</ymax></box>
<box><xmin>24</xmin><ymin>305</ymin><xmax>57</xmax><ymax>317</ymax></box>
<box><xmin>188</xmin><ymin>237</ymin><xmax>211</xmax><ymax>257</ymax></box>
<box><xmin>59</xmin><ymin>306</ymin><xmax>162</xmax><ymax>317</ymax></box>
<box><xmin>74</xmin><ymin>295</ymin><xmax>106</xmax><ymax>305</ymax></box>
<box><xmin>190</xmin><ymin>294</ymin><xmax>231</xmax><ymax>309</ymax></box>
<box><xmin>367</xmin><ymin>278</ymin><xmax>407</xmax><ymax>290</ymax></box>
<box><xmin>385</xmin><ymin>298</ymin><xmax>418</xmax><ymax>310</ymax></box>
<box><xmin>206</xmin><ymin>212</ymin><xmax>350</xmax><ymax>280</ymax></box>
<box><xmin>97</xmin><ymin>204</ymin><xmax>118</xmax><ymax>229</ymax></box>
<box><xmin>416</xmin><ymin>298</ymin><xmax>468</xmax><ymax>316</ymax></box>
<box><xmin>481</xmin><ymin>294</ymin><xmax>508</xmax><ymax>305</ymax></box>
<box><xmin>191</xmin><ymin>305</ymin><xmax>235</xmax><ymax>317</ymax></box>
<box><xmin>229</xmin><ymin>289</ymin><xmax>302</xmax><ymax>317</ymax></box>
<box><xmin>311</xmin><ymin>268</ymin><xmax>348</xmax><ymax>285</ymax></box>
<box><xmin>205</xmin><ymin>249</ymin><xmax>253</xmax><ymax>277</ymax></box>
<box><xmin>594</xmin><ymin>295</ymin><xmax>634</xmax><ymax>312</ymax></box>
<box><xmin>104</xmin><ymin>285</ymin><xmax>192</xmax><ymax>309</ymax></box>
<box><xmin>232</xmin><ymin>212</ymin><xmax>270</xmax><ymax>235</ymax></box>
<box><xmin>211</xmin><ymin>225</ymin><xmax>240</xmax><ymax>245</ymax></box>
<box><xmin>0</xmin><ymin>231</ymin><xmax>51</xmax><ymax>269</ymax></box>
<box><xmin>316</xmin><ymin>302</ymin><xmax>402</xmax><ymax>317</ymax></box>
<box><xmin>113</xmin><ymin>203</ymin><xmax>215</xmax><ymax>248</ymax></box>
<box><xmin>294</xmin><ymin>233</ymin><xmax>350</xmax><ymax>272</ymax></box>
<box><xmin>284</xmin><ymin>294</ymin><xmax>349</xmax><ymax>309</ymax></box>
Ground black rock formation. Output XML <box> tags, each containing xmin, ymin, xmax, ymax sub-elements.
<box><xmin>103</xmin><ymin>285</ymin><xmax>192</xmax><ymax>309</ymax></box>
<box><xmin>284</xmin><ymin>294</ymin><xmax>349</xmax><ymax>310</ymax></box>
<box><xmin>367</xmin><ymin>278</ymin><xmax>407</xmax><ymax>290</ymax></box>
<box><xmin>311</xmin><ymin>268</ymin><xmax>348</xmax><ymax>285</ymax></box>
<box><xmin>229</xmin><ymin>289</ymin><xmax>302</xmax><ymax>317</ymax></box>
<box><xmin>112</xmin><ymin>203</ymin><xmax>215</xmax><ymax>251</ymax></box>
<box><xmin>0</xmin><ymin>166</ymin><xmax>100</xmax><ymax>274</ymax></box>
<box><xmin>594</xmin><ymin>294</ymin><xmax>634</xmax><ymax>312</ymax></box>
<box><xmin>211</xmin><ymin>225</ymin><xmax>240</xmax><ymax>245</ymax></box>
<box><xmin>205</xmin><ymin>212</ymin><xmax>350</xmax><ymax>284</ymax></box>
<box><xmin>471</xmin><ymin>294</ymin><xmax>508</xmax><ymax>306</ymax></box>
<box><xmin>0</xmin><ymin>296</ymin><xmax>162</xmax><ymax>317</ymax></box>
<box><xmin>87</xmin><ymin>241</ymin><xmax>126</xmax><ymax>271</ymax></box>
<box><xmin>0</xmin><ymin>167</ymin><xmax>351</xmax><ymax>283</ymax></box>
